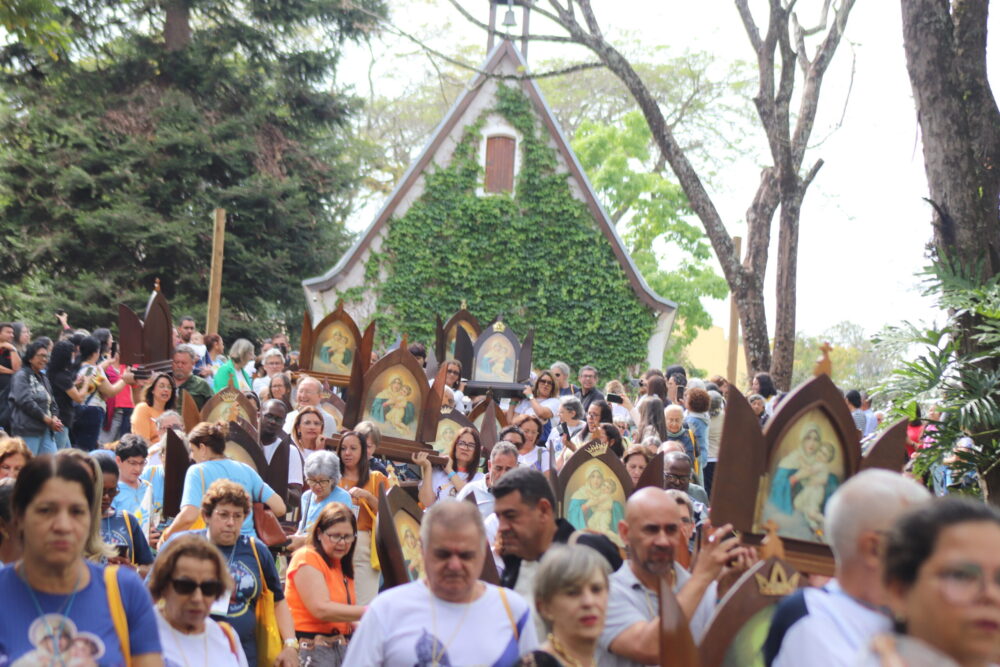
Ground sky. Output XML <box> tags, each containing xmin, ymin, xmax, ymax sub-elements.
<box><xmin>334</xmin><ymin>0</ymin><xmax>999</xmax><ymax>340</ymax></box>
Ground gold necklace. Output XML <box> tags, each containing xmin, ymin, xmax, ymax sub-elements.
<box><xmin>427</xmin><ymin>583</ymin><xmax>475</xmax><ymax>667</ymax></box>
<box><xmin>548</xmin><ymin>633</ymin><xmax>586</xmax><ymax>667</ymax></box>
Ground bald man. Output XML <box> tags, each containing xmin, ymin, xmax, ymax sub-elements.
<box><xmin>598</xmin><ymin>488</ymin><xmax>753</xmax><ymax>666</ymax></box>
<box><xmin>764</xmin><ymin>469</ymin><xmax>931</xmax><ymax>666</ymax></box>
<box><xmin>282</xmin><ymin>376</ymin><xmax>337</xmax><ymax>437</ymax></box>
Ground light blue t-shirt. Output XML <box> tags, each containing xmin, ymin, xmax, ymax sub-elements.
<box><xmin>296</xmin><ymin>487</ymin><xmax>354</xmax><ymax>534</ymax></box>
<box><xmin>0</xmin><ymin>561</ymin><xmax>161</xmax><ymax>666</ymax></box>
<box><xmin>181</xmin><ymin>460</ymin><xmax>275</xmax><ymax>535</ymax></box>
<box><xmin>111</xmin><ymin>479</ymin><xmax>151</xmax><ymax>532</ymax></box>
<box><xmin>139</xmin><ymin>464</ymin><xmax>165</xmax><ymax>521</ymax></box>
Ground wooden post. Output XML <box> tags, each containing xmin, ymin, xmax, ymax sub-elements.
<box><xmin>206</xmin><ymin>208</ymin><xmax>226</xmax><ymax>335</ymax></box>
<box><xmin>727</xmin><ymin>236</ymin><xmax>742</xmax><ymax>384</ymax></box>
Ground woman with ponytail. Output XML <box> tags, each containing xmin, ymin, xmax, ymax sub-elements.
<box><xmin>158</xmin><ymin>421</ymin><xmax>286</xmax><ymax>544</ymax></box>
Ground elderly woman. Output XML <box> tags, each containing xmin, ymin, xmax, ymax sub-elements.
<box><xmin>0</xmin><ymin>436</ymin><xmax>31</xmax><ymax>480</ymax></box>
<box><xmin>285</xmin><ymin>502</ymin><xmax>366</xmax><ymax>666</ymax></box>
<box><xmin>214</xmin><ymin>338</ymin><xmax>255</xmax><ymax>393</ymax></box>
<box><xmin>550</xmin><ymin>396</ymin><xmax>586</xmax><ymax>469</ymax></box>
<box><xmin>150</xmin><ymin>534</ymin><xmax>248</xmax><ymax>666</ymax></box>
<box><xmin>859</xmin><ymin>497</ymin><xmax>1000</xmax><ymax>667</ymax></box>
<box><xmin>131</xmin><ymin>372</ymin><xmax>177</xmax><ymax>446</ymax></box>
<box><xmin>0</xmin><ymin>454</ymin><xmax>161</xmax><ymax>664</ymax></box>
<box><xmin>517</xmin><ymin>544</ymin><xmax>610</xmax><ymax>667</ymax></box>
<box><xmin>159</xmin><ymin>421</ymin><xmax>286</xmax><ymax>545</ymax></box>
<box><xmin>414</xmin><ymin>426</ymin><xmax>485</xmax><ymax>507</ymax></box>
<box><xmin>291</xmin><ymin>450</ymin><xmax>354</xmax><ymax>549</ymax></box>
<box><xmin>9</xmin><ymin>340</ymin><xmax>62</xmax><ymax>454</ymax></box>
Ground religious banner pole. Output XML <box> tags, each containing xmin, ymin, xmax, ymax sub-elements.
<box><xmin>206</xmin><ymin>207</ymin><xmax>226</xmax><ymax>335</ymax></box>
<box><xmin>727</xmin><ymin>235</ymin><xmax>742</xmax><ymax>385</ymax></box>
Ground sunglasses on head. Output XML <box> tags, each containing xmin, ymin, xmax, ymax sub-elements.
<box><xmin>170</xmin><ymin>578</ymin><xmax>225</xmax><ymax>598</ymax></box>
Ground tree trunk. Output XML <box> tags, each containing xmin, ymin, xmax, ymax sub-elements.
<box><xmin>772</xmin><ymin>192</ymin><xmax>803</xmax><ymax>388</ymax></box>
<box><xmin>163</xmin><ymin>0</ymin><xmax>191</xmax><ymax>52</ymax></box>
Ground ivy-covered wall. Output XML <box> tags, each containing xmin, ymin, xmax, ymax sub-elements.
<box><xmin>363</xmin><ymin>84</ymin><xmax>657</xmax><ymax>378</ymax></box>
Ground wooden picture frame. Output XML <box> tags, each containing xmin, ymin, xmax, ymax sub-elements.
<box><xmin>557</xmin><ymin>441</ymin><xmax>634</xmax><ymax>550</ymax></box>
<box><xmin>435</xmin><ymin>307</ymin><xmax>483</xmax><ymax>364</ymax></box>
<box><xmin>118</xmin><ymin>279</ymin><xmax>174</xmax><ymax>378</ymax></box>
<box><xmin>225</xmin><ymin>419</ymin><xmax>267</xmax><ymax>472</ymax></box>
<box><xmin>659</xmin><ymin>575</ymin><xmax>699</xmax><ymax>667</ymax></box>
<box><xmin>340</xmin><ymin>340</ymin><xmax>447</xmax><ymax>465</ymax></box>
<box><xmin>468</xmin><ymin>395</ymin><xmax>508</xmax><ymax>456</ymax></box>
<box><xmin>375</xmin><ymin>486</ymin><xmax>426</xmax><ymax>589</ymax></box>
<box><xmin>428</xmin><ymin>409</ymin><xmax>477</xmax><ymax>455</ymax></box>
<box><xmin>319</xmin><ymin>388</ymin><xmax>347</xmax><ymax>435</ymax></box>
<box><xmin>200</xmin><ymin>383</ymin><xmax>259</xmax><ymax>429</ymax></box>
<box><xmin>461</xmin><ymin>319</ymin><xmax>534</xmax><ymax>399</ymax></box>
<box><xmin>162</xmin><ymin>428</ymin><xmax>191</xmax><ymax>519</ymax></box>
<box><xmin>634</xmin><ymin>451</ymin><xmax>665</xmax><ymax>492</ymax></box>
<box><xmin>860</xmin><ymin>419</ymin><xmax>910</xmax><ymax>472</ymax></box>
<box><xmin>710</xmin><ymin>374</ymin><xmax>863</xmax><ymax>575</ymax></box>
<box><xmin>299</xmin><ymin>301</ymin><xmax>374</xmax><ymax>389</ymax></box>
<box><xmin>699</xmin><ymin>557</ymin><xmax>802</xmax><ymax>667</ymax></box>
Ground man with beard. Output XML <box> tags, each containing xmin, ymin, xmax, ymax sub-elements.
<box><xmin>598</xmin><ymin>488</ymin><xmax>753</xmax><ymax>666</ymax></box>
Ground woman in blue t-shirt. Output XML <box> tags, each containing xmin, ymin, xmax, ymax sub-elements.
<box><xmin>159</xmin><ymin>422</ymin><xmax>286</xmax><ymax>545</ymax></box>
<box><xmin>0</xmin><ymin>452</ymin><xmax>162</xmax><ymax>666</ymax></box>
<box><xmin>291</xmin><ymin>450</ymin><xmax>353</xmax><ymax>550</ymax></box>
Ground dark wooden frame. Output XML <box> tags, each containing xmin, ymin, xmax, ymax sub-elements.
<box><xmin>699</xmin><ymin>557</ymin><xmax>802</xmax><ymax>667</ymax></box>
<box><xmin>860</xmin><ymin>419</ymin><xmax>911</xmax><ymax>472</ymax></box>
<box><xmin>163</xmin><ymin>428</ymin><xmax>191</xmax><ymax>519</ymax></box>
<box><xmin>556</xmin><ymin>440</ymin><xmax>634</xmax><ymax>543</ymax></box>
<box><xmin>118</xmin><ymin>281</ymin><xmax>174</xmax><ymax>377</ymax></box>
<box><xmin>198</xmin><ymin>383</ymin><xmax>259</xmax><ymax>430</ymax></box>
<box><xmin>435</xmin><ymin>308</ymin><xmax>483</xmax><ymax>364</ymax></box>
<box><xmin>468</xmin><ymin>395</ymin><xmax>507</xmax><ymax>456</ymax></box>
<box><xmin>428</xmin><ymin>409</ymin><xmax>477</xmax><ymax>455</ymax></box>
<box><xmin>224</xmin><ymin>419</ymin><xmax>267</xmax><ymax>472</ymax></box>
<box><xmin>633</xmin><ymin>451</ymin><xmax>665</xmax><ymax>492</ymax></box>
<box><xmin>710</xmin><ymin>374</ymin><xmax>862</xmax><ymax>575</ymax></box>
<box><xmin>461</xmin><ymin>320</ymin><xmax>534</xmax><ymax>399</ymax></box>
<box><xmin>299</xmin><ymin>301</ymin><xmax>374</xmax><ymax>391</ymax></box>
<box><xmin>340</xmin><ymin>341</ymin><xmax>447</xmax><ymax>465</ymax></box>
<box><xmin>659</xmin><ymin>575</ymin><xmax>699</xmax><ymax>667</ymax></box>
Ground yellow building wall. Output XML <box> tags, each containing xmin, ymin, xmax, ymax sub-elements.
<box><xmin>684</xmin><ymin>325</ymin><xmax>748</xmax><ymax>388</ymax></box>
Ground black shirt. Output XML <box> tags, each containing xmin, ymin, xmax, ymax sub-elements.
<box><xmin>49</xmin><ymin>368</ymin><xmax>78</xmax><ymax>428</ymax></box>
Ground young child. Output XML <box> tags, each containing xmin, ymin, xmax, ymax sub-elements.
<box><xmin>386</xmin><ymin>385</ymin><xmax>413</xmax><ymax>434</ymax></box>
<box><xmin>793</xmin><ymin>441</ymin><xmax>836</xmax><ymax>533</ymax></box>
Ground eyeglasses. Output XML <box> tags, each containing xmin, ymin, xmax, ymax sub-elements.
<box><xmin>306</xmin><ymin>478</ymin><xmax>332</xmax><ymax>487</ymax></box>
<box><xmin>446</xmin><ymin>369</ymin><xmax>460</xmax><ymax>376</ymax></box>
<box><xmin>537</xmin><ymin>379</ymin><xmax>553</xmax><ymax>386</ymax></box>
<box><xmin>664</xmin><ymin>473</ymin><xmax>691</xmax><ymax>483</ymax></box>
<box><xmin>502</xmin><ymin>437</ymin><xmax>524</xmax><ymax>447</ymax></box>
<box><xmin>456</xmin><ymin>440</ymin><xmax>476</xmax><ymax>448</ymax></box>
<box><xmin>322</xmin><ymin>531</ymin><xmax>356</xmax><ymax>545</ymax></box>
<box><xmin>170</xmin><ymin>578</ymin><xmax>225</xmax><ymax>598</ymax></box>
<box><xmin>122</xmin><ymin>458</ymin><xmax>147</xmax><ymax>467</ymax></box>
<box><xmin>934</xmin><ymin>563</ymin><xmax>1000</xmax><ymax>604</ymax></box>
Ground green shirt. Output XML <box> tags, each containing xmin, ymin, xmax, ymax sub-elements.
<box><xmin>178</xmin><ymin>373</ymin><xmax>213</xmax><ymax>409</ymax></box>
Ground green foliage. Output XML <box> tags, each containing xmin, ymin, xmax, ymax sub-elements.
<box><xmin>0</xmin><ymin>0</ymin><xmax>385</xmax><ymax>342</ymax></box>
<box><xmin>366</xmin><ymin>84</ymin><xmax>655</xmax><ymax>378</ymax></box>
<box><xmin>571</xmin><ymin>110</ymin><xmax>727</xmax><ymax>357</ymax></box>
<box><xmin>875</xmin><ymin>252</ymin><xmax>1000</xmax><ymax>489</ymax></box>
<box><xmin>791</xmin><ymin>321</ymin><xmax>896</xmax><ymax>394</ymax></box>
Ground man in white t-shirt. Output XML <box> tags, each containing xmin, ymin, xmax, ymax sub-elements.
<box><xmin>456</xmin><ymin>441</ymin><xmax>519</xmax><ymax>519</ymax></box>
<box><xmin>283</xmin><ymin>376</ymin><xmax>337</xmax><ymax>437</ymax></box>
<box><xmin>259</xmin><ymin>400</ymin><xmax>303</xmax><ymax>496</ymax></box>
<box><xmin>763</xmin><ymin>469</ymin><xmax>931</xmax><ymax>666</ymax></box>
<box><xmin>598</xmin><ymin>488</ymin><xmax>752</xmax><ymax>666</ymax></box>
<box><xmin>344</xmin><ymin>500</ymin><xmax>538</xmax><ymax>666</ymax></box>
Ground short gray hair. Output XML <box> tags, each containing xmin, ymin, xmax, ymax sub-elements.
<box><xmin>262</xmin><ymin>347</ymin><xmax>284</xmax><ymax>363</ymax></box>
<box><xmin>640</xmin><ymin>435</ymin><xmax>662</xmax><ymax>450</ymax></box>
<box><xmin>155</xmin><ymin>410</ymin><xmax>182</xmax><ymax>428</ymax></box>
<box><xmin>229</xmin><ymin>338</ymin><xmax>255</xmax><ymax>363</ymax></box>
<box><xmin>579</xmin><ymin>364</ymin><xmax>598</xmax><ymax>377</ymax></box>
<box><xmin>825</xmin><ymin>468</ymin><xmax>930</xmax><ymax>564</ymax></box>
<box><xmin>533</xmin><ymin>545</ymin><xmax>611</xmax><ymax>631</ymax></box>
<box><xmin>560</xmin><ymin>395</ymin><xmax>584</xmax><ymax>420</ymax></box>
<box><xmin>490</xmin><ymin>442</ymin><xmax>519</xmax><ymax>462</ymax></box>
<box><xmin>420</xmin><ymin>499</ymin><xmax>485</xmax><ymax>549</ymax></box>
<box><xmin>303</xmin><ymin>450</ymin><xmax>342</xmax><ymax>484</ymax></box>
<box><xmin>550</xmin><ymin>361</ymin><xmax>570</xmax><ymax>378</ymax></box>
<box><xmin>173</xmin><ymin>344</ymin><xmax>198</xmax><ymax>362</ymax></box>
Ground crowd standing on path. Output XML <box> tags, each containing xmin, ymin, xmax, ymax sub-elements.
<box><xmin>0</xmin><ymin>314</ymin><xmax>996</xmax><ymax>667</ymax></box>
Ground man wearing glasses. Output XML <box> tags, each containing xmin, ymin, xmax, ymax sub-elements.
<box><xmin>662</xmin><ymin>451</ymin><xmax>709</xmax><ymax>506</ymax></box>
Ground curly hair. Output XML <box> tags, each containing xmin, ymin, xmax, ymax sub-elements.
<box><xmin>201</xmin><ymin>479</ymin><xmax>251</xmax><ymax>518</ymax></box>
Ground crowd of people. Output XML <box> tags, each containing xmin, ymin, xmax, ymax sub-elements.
<box><xmin>0</xmin><ymin>314</ymin><xmax>996</xmax><ymax>667</ymax></box>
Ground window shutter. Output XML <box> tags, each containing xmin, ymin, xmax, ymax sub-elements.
<box><xmin>485</xmin><ymin>136</ymin><xmax>515</xmax><ymax>193</ymax></box>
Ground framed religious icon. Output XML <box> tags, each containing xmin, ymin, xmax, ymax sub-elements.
<box><xmin>435</xmin><ymin>306</ymin><xmax>483</xmax><ymax>363</ymax></box>
<box><xmin>375</xmin><ymin>486</ymin><xmax>427</xmax><ymax>589</ymax></box>
<box><xmin>659</xmin><ymin>576</ymin><xmax>699</xmax><ymax>667</ymax></box>
<box><xmin>710</xmin><ymin>374</ymin><xmax>864</xmax><ymax>574</ymax></box>
<box><xmin>319</xmin><ymin>387</ymin><xmax>347</xmax><ymax>434</ymax></box>
<box><xmin>557</xmin><ymin>441</ymin><xmax>634</xmax><ymax>549</ymax></box>
<box><xmin>117</xmin><ymin>278</ymin><xmax>174</xmax><ymax>379</ymax></box>
<box><xmin>428</xmin><ymin>409</ymin><xmax>477</xmax><ymax>455</ymax></box>
<box><xmin>339</xmin><ymin>339</ymin><xmax>447</xmax><ymax>465</ymax></box>
<box><xmin>224</xmin><ymin>419</ymin><xmax>267</xmax><ymax>472</ymax></box>
<box><xmin>200</xmin><ymin>383</ymin><xmax>258</xmax><ymax>430</ymax></box>
<box><xmin>461</xmin><ymin>319</ymin><xmax>534</xmax><ymax>399</ymax></box>
<box><xmin>699</xmin><ymin>557</ymin><xmax>802</xmax><ymax>667</ymax></box>
<box><xmin>299</xmin><ymin>301</ymin><xmax>374</xmax><ymax>388</ymax></box>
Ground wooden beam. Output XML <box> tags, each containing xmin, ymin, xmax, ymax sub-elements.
<box><xmin>206</xmin><ymin>208</ymin><xmax>226</xmax><ymax>335</ymax></box>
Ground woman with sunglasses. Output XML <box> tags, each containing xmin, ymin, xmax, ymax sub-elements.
<box><xmin>150</xmin><ymin>534</ymin><xmax>247</xmax><ymax>666</ymax></box>
<box><xmin>414</xmin><ymin>426</ymin><xmax>484</xmax><ymax>507</ymax></box>
<box><xmin>290</xmin><ymin>450</ymin><xmax>353</xmax><ymax>550</ymax></box>
<box><xmin>509</xmin><ymin>370</ymin><xmax>561</xmax><ymax>442</ymax></box>
<box><xmin>0</xmin><ymin>454</ymin><xmax>162</xmax><ymax>666</ymax></box>
<box><xmin>285</xmin><ymin>502</ymin><xmax>366</xmax><ymax>666</ymax></box>
<box><xmin>861</xmin><ymin>497</ymin><xmax>1000</xmax><ymax>666</ymax></box>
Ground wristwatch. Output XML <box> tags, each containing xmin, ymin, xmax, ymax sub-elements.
<box><xmin>283</xmin><ymin>639</ymin><xmax>299</xmax><ymax>649</ymax></box>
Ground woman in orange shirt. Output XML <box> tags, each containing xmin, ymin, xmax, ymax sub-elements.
<box><xmin>130</xmin><ymin>372</ymin><xmax>176</xmax><ymax>445</ymax></box>
<box><xmin>285</xmin><ymin>502</ymin><xmax>365</xmax><ymax>666</ymax></box>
